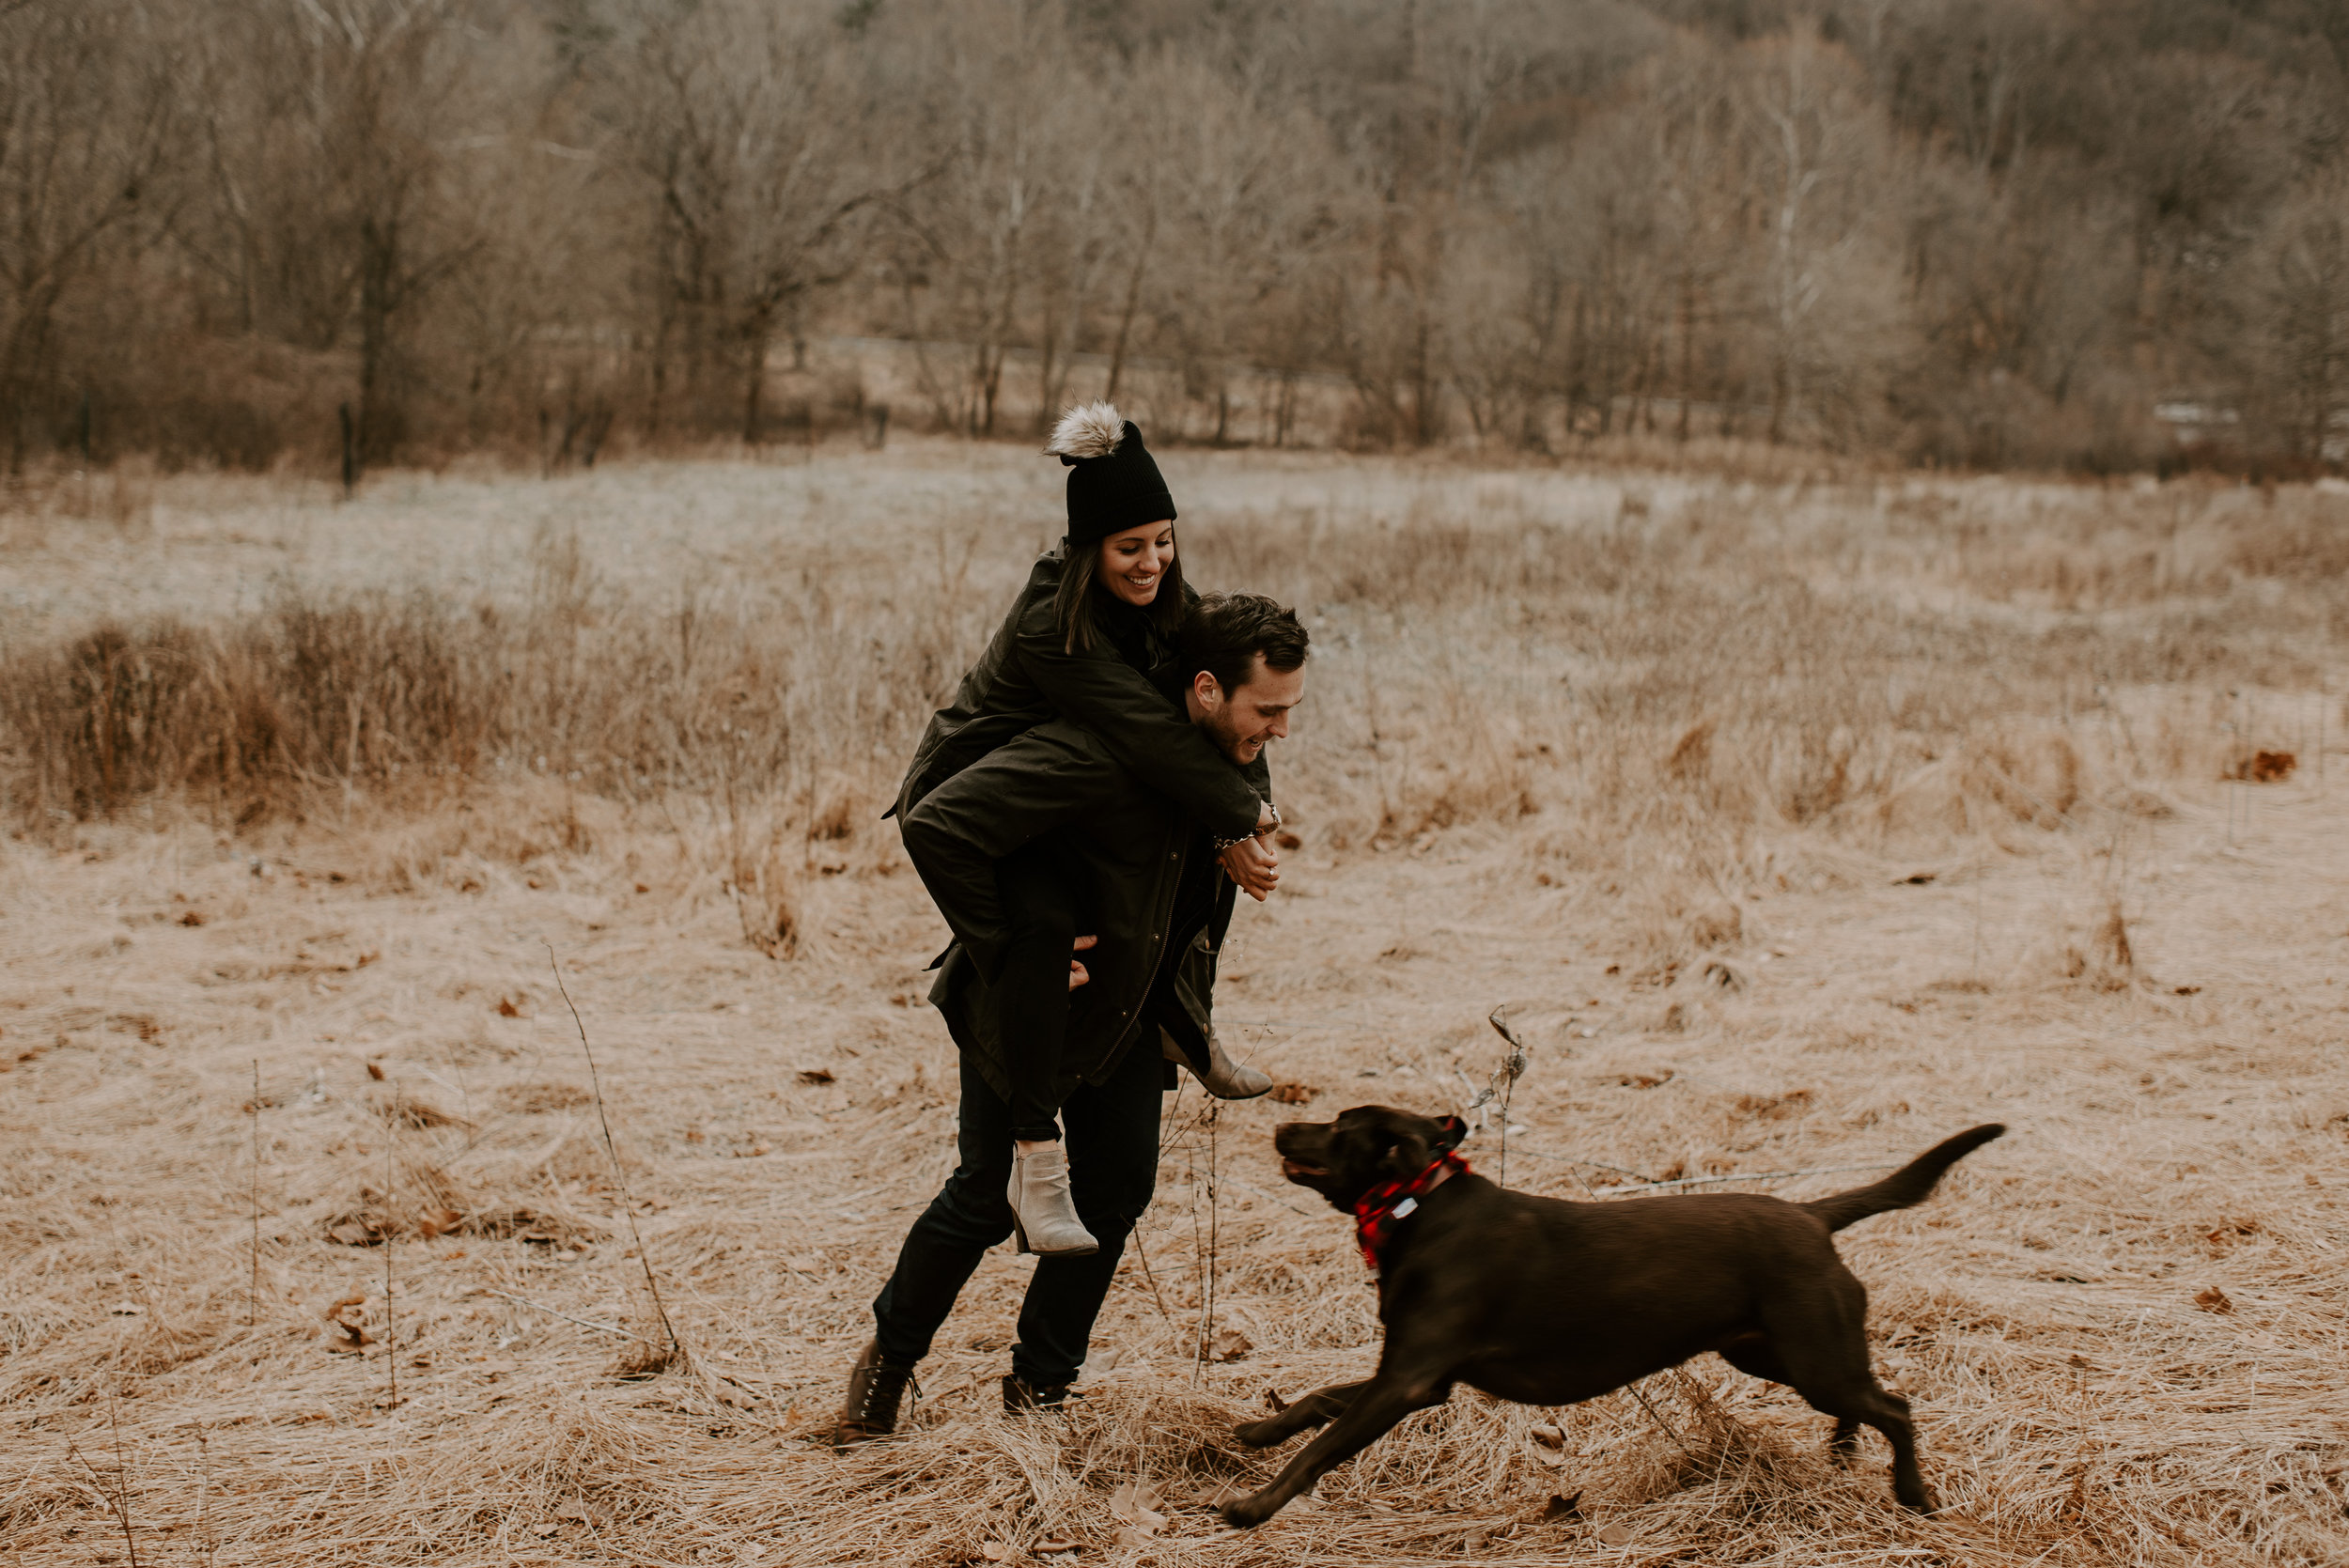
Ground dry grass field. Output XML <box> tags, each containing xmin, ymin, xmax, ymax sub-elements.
<box><xmin>3</xmin><ymin>442</ymin><xmax>2347</xmax><ymax>1566</ymax></box>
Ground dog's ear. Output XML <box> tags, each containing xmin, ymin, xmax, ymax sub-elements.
<box><xmin>1432</xmin><ymin>1115</ymin><xmax>1467</xmax><ymax>1151</ymax></box>
<box><xmin>1377</xmin><ymin>1127</ymin><xmax>1431</xmax><ymax>1182</ymax></box>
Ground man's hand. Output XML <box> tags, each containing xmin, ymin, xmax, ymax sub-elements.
<box><xmin>1068</xmin><ymin>934</ymin><xmax>1098</xmax><ymax>990</ymax></box>
<box><xmin>1219</xmin><ymin>835</ymin><xmax>1279</xmax><ymax>901</ymax></box>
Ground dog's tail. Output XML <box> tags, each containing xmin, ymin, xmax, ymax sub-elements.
<box><xmin>1803</xmin><ymin>1124</ymin><xmax>2005</xmax><ymax>1234</ymax></box>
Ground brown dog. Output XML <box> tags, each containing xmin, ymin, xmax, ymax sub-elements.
<box><xmin>1221</xmin><ymin>1107</ymin><xmax>2004</xmax><ymax>1527</ymax></box>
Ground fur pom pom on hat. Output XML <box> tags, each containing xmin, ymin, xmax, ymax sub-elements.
<box><xmin>1046</xmin><ymin>401</ymin><xmax>1175</xmax><ymax>543</ymax></box>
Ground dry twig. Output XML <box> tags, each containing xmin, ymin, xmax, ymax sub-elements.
<box><xmin>548</xmin><ymin>945</ymin><xmax>682</xmax><ymax>1365</ymax></box>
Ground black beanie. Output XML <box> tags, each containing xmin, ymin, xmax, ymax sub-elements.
<box><xmin>1044</xmin><ymin>402</ymin><xmax>1176</xmax><ymax>544</ymax></box>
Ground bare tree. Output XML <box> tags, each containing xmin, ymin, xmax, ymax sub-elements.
<box><xmin>1741</xmin><ymin>30</ymin><xmax>1904</xmax><ymax>444</ymax></box>
<box><xmin>1138</xmin><ymin>53</ymin><xmax>1348</xmax><ymax>444</ymax></box>
<box><xmin>614</xmin><ymin>0</ymin><xmax>879</xmax><ymax>442</ymax></box>
<box><xmin>2237</xmin><ymin>163</ymin><xmax>2349</xmax><ymax>463</ymax></box>
<box><xmin>0</xmin><ymin>0</ymin><xmax>175</xmax><ymax>468</ymax></box>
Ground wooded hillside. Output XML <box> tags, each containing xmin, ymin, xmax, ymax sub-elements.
<box><xmin>4</xmin><ymin>0</ymin><xmax>2344</xmax><ymax>473</ymax></box>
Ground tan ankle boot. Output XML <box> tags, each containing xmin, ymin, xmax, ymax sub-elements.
<box><xmin>1006</xmin><ymin>1143</ymin><xmax>1098</xmax><ymax>1256</ymax></box>
<box><xmin>1161</xmin><ymin>1027</ymin><xmax>1272</xmax><ymax>1100</ymax></box>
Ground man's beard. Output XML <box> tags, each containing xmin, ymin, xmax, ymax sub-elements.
<box><xmin>1204</xmin><ymin>713</ymin><xmax>1258</xmax><ymax>764</ymax></box>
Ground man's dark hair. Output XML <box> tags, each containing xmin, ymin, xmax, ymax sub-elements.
<box><xmin>1175</xmin><ymin>593</ymin><xmax>1310</xmax><ymax>696</ymax></box>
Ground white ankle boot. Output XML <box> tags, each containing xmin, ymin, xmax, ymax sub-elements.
<box><xmin>1161</xmin><ymin>1027</ymin><xmax>1272</xmax><ymax>1100</ymax></box>
<box><xmin>1006</xmin><ymin>1143</ymin><xmax>1098</xmax><ymax>1256</ymax></box>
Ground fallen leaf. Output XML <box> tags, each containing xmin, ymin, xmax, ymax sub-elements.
<box><xmin>1206</xmin><ymin>1327</ymin><xmax>1252</xmax><ymax>1362</ymax></box>
<box><xmin>416</xmin><ymin>1206</ymin><xmax>463</xmax><ymax>1239</ymax></box>
<box><xmin>1541</xmin><ymin>1491</ymin><xmax>1582</xmax><ymax>1522</ymax></box>
<box><xmin>1108</xmin><ymin>1480</ymin><xmax>1167</xmax><ymax>1532</ymax></box>
<box><xmin>497</xmin><ymin>998</ymin><xmax>523</xmax><ymax>1017</ymax></box>
<box><xmin>2194</xmin><ymin>1285</ymin><xmax>2233</xmax><ymax>1314</ymax></box>
<box><xmin>980</xmin><ymin>1545</ymin><xmax>1011</xmax><ymax>1562</ymax></box>
<box><xmin>178</xmin><ymin>909</ymin><xmax>206</xmax><ymax>926</ymax></box>
<box><xmin>1523</xmin><ymin>1436</ymin><xmax>1565</xmax><ymax>1467</ymax></box>
<box><xmin>366</xmin><ymin>1061</ymin><xmax>386</xmax><ymax>1080</ymax></box>
<box><xmin>1529</xmin><ymin>1422</ymin><xmax>1564</xmax><ymax>1448</ymax></box>
<box><xmin>1597</xmin><ymin>1522</ymin><xmax>1632</xmax><ymax>1545</ymax></box>
<box><xmin>530</xmin><ymin>1520</ymin><xmax>560</xmax><ymax>1537</ymax></box>
<box><xmin>797</xmin><ymin>1068</ymin><xmax>835</xmax><ymax>1086</ymax></box>
<box><xmin>1112</xmin><ymin>1525</ymin><xmax>1157</xmax><ymax>1548</ymax></box>
<box><xmin>1034</xmin><ymin>1540</ymin><xmax>1078</xmax><ymax>1555</ymax></box>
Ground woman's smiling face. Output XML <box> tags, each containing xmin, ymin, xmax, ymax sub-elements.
<box><xmin>1097</xmin><ymin>521</ymin><xmax>1175</xmax><ymax>607</ymax></box>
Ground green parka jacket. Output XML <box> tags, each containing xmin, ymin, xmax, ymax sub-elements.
<box><xmin>900</xmin><ymin>714</ymin><xmax>1246</xmax><ymax>1107</ymax></box>
<box><xmin>891</xmin><ymin>548</ymin><xmax>1265</xmax><ymax>839</ymax></box>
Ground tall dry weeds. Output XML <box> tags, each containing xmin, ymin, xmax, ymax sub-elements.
<box><xmin>3</xmin><ymin>473</ymin><xmax>2340</xmax><ymax>882</ymax></box>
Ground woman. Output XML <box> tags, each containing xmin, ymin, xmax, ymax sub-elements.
<box><xmin>889</xmin><ymin>404</ymin><xmax>1277</xmax><ymax>1249</ymax></box>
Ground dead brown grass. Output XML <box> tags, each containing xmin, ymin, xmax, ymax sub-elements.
<box><xmin>2</xmin><ymin>448</ymin><xmax>2345</xmax><ymax>1565</ymax></box>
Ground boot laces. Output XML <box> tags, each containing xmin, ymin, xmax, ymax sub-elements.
<box><xmin>852</xmin><ymin>1362</ymin><xmax>919</xmax><ymax>1424</ymax></box>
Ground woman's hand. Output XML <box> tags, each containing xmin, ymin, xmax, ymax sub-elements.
<box><xmin>1219</xmin><ymin>836</ymin><xmax>1279</xmax><ymax>901</ymax></box>
<box><xmin>1068</xmin><ymin>934</ymin><xmax>1098</xmax><ymax>990</ymax></box>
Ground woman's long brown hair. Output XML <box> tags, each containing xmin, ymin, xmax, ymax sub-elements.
<box><xmin>1054</xmin><ymin>529</ymin><xmax>1188</xmax><ymax>654</ymax></box>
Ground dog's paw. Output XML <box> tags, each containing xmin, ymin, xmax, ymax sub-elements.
<box><xmin>1231</xmin><ymin>1419</ymin><xmax>1284</xmax><ymax>1449</ymax></box>
<box><xmin>1219</xmin><ymin>1493</ymin><xmax>1277</xmax><ymax>1529</ymax></box>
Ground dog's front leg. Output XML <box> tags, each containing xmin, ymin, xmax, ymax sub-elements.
<box><xmin>1232</xmin><ymin>1379</ymin><xmax>1368</xmax><ymax>1449</ymax></box>
<box><xmin>1221</xmin><ymin>1374</ymin><xmax>1448</xmax><ymax>1529</ymax></box>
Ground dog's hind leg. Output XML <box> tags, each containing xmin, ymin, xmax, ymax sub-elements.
<box><xmin>1763</xmin><ymin>1277</ymin><xmax>1934</xmax><ymax>1511</ymax></box>
<box><xmin>1723</xmin><ymin>1333</ymin><xmax>1871</xmax><ymax>1472</ymax></box>
<box><xmin>1233</xmin><ymin>1379</ymin><xmax>1368</xmax><ymax>1449</ymax></box>
<box><xmin>1221</xmin><ymin>1372</ymin><xmax>1451</xmax><ymax>1529</ymax></box>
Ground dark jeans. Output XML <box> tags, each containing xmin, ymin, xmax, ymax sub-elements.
<box><xmin>871</xmin><ymin>1036</ymin><xmax>1161</xmax><ymax>1389</ymax></box>
<box><xmin>995</xmin><ymin>838</ymin><xmax>1088</xmax><ymax>1142</ymax></box>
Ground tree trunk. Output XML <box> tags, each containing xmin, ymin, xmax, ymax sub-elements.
<box><xmin>357</xmin><ymin>216</ymin><xmax>398</xmax><ymax>464</ymax></box>
<box><xmin>741</xmin><ymin>307</ymin><xmax>773</xmax><ymax>444</ymax></box>
<box><xmin>1105</xmin><ymin>230</ymin><xmax>1151</xmax><ymax>403</ymax></box>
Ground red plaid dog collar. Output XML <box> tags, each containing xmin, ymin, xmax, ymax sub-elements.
<box><xmin>1352</xmin><ymin>1150</ymin><xmax>1470</xmax><ymax>1271</ymax></box>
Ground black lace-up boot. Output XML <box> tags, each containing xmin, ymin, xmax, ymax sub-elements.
<box><xmin>833</xmin><ymin>1339</ymin><xmax>918</xmax><ymax>1444</ymax></box>
<box><xmin>1002</xmin><ymin>1373</ymin><xmax>1076</xmax><ymax>1414</ymax></box>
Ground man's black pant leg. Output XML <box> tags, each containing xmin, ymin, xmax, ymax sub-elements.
<box><xmin>870</xmin><ymin>1050</ymin><xmax>1017</xmax><ymax>1368</ymax></box>
<box><xmin>1010</xmin><ymin>1036</ymin><xmax>1161</xmax><ymax>1388</ymax></box>
<box><xmin>869</xmin><ymin>1042</ymin><xmax>1161</xmax><ymax>1386</ymax></box>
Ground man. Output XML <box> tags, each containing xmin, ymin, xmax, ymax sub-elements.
<box><xmin>834</xmin><ymin>593</ymin><xmax>1310</xmax><ymax>1440</ymax></box>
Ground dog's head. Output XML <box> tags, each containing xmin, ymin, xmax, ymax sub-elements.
<box><xmin>1272</xmin><ymin>1105</ymin><xmax>1469</xmax><ymax>1213</ymax></box>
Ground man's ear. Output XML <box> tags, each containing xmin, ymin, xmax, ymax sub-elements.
<box><xmin>1190</xmin><ymin>669</ymin><xmax>1223</xmax><ymax>709</ymax></box>
<box><xmin>1433</xmin><ymin>1115</ymin><xmax>1467</xmax><ymax>1151</ymax></box>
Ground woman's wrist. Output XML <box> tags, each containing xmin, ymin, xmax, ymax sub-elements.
<box><xmin>1221</xmin><ymin>801</ymin><xmax>1276</xmax><ymax>853</ymax></box>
